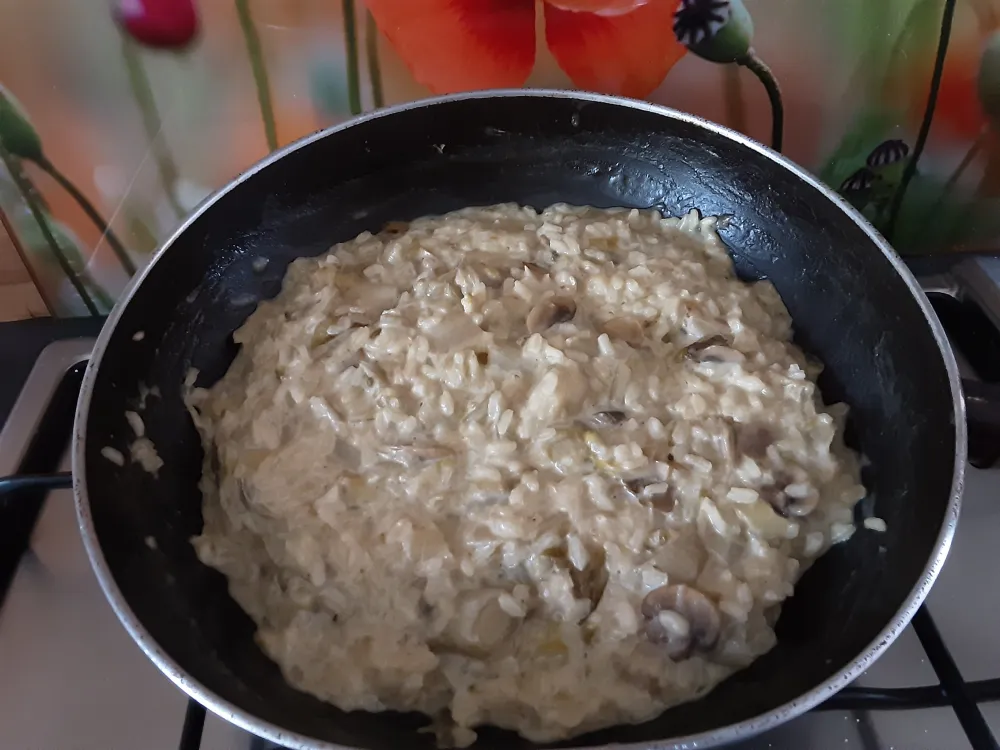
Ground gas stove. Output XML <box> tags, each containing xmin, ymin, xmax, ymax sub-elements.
<box><xmin>1</xmin><ymin>258</ymin><xmax>999</xmax><ymax>750</ymax></box>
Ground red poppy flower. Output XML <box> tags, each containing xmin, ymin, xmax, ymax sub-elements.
<box><xmin>365</xmin><ymin>0</ymin><xmax>686</xmax><ymax>99</ymax></box>
<box><xmin>915</xmin><ymin>43</ymin><xmax>985</xmax><ymax>141</ymax></box>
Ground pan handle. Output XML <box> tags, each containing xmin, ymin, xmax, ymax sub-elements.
<box><xmin>0</xmin><ymin>471</ymin><xmax>74</xmax><ymax>497</ymax></box>
<box><xmin>965</xmin><ymin>379</ymin><xmax>1000</xmax><ymax>469</ymax></box>
<box><xmin>0</xmin><ymin>339</ymin><xmax>93</xmax><ymax>500</ymax></box>
<box><xmin>913</xmin><ymin>259</ymin><xmax>1000</xmax><ymax>468</ymax></box>
<box><xmin>907</xmin><ymin>253</ymin><xmax>1000</xmax><ymax>468</ymax></box>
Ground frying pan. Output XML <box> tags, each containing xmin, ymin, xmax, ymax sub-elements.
<box><xmin>5</xmin><ymin>91</ymin><xmax>999</xmax><ymax>748</ymax></box>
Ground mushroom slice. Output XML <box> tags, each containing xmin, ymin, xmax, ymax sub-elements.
<box><xmin>623</xmin><ymin>476</ymin><xmax>651</xmax><ymax>496</ymax></box>
<box><xmin>601</xmin><ymin>316</ymin><xmax>645</xmax><ymax>347</ymax></box>
<box><xmin>526</xmin><ymin>296</ymin><xmax>577</xmax><ymax>334</ymax></box>
<box><xmin>684</xmin><ymin>335</ymin><xmax>727</xmax><ymax>354</ymax></box>
<box><xmin>376</xmin><ymin>444</ymin><xmax>453</xmax><ymax>468</ymax></box>
<box><xmin>761</xmin><ymin>479</ymin><xmax>819</xmax><ymax>518</ymax></box>
<box><xmin>646</xmin><ymin>485</ymin><xmax>676</xmax><ymax>512</ymax></box>
<box><xmin>522</xmin><ymin>261</ymin><xmax>548</xmax><ymax>277</ymax></box>
<box><xmin>622</xmin><ymin>477</ymin><xmax>675</xmax><ymax>512</ymax></box>
<box><xmin>380</xmin><ymin>220</ymin><xmax>410</xmax><ymax>237</ymax></box>
<box><xmin>641</xmin><ymin>584</ymin><xmax>721</xmax><ymax>660</ymax></box>
<box><xmin>465</xmin><ymin>261</ymin><xmax>506</xmax><ymax>289</ymax></box>
<box><xmin>582</xmin><ymin>410</ymin><xmax>627</xmax><ymax>429</ymax></box>
<box><xmin>570</xmin><ymin>547</ymin><xmax>609</xmax><ymax>614</ymax></box>
<box><xmin>735</xmin><ymin>423</ymin><xmax>775</xmax><ymax>460</ymax></box>
<box><xmin>699</xmin><ymin>346</ymin><xmax>745</xmax><ymax>364</ymax></box>
<box><xmin>236</xmin><ymin>478</ymin><xmax>251</xmax><ymax>508</ymax></box>
<box><xmin>684</xmin><ymin>335</ymin><xmax>744</xmax><ymax>364</ymax></box>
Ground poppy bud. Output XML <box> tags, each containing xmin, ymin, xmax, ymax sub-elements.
<box><xmin>114</xmin><ymin>0</ymin><xmax>199</xmax><ymax>50</ymax></box>
<box><xmin>0</xmin><ymin>86</ymin><xmax>43</xmax><ymax>162</ymax></box>
<box><xmin>673</xmin><ymin>0</ymin><xmax>753</xmax><ymax>65</ymax></box>
<box><xmin>841</xmin><ymin>167</ymin><xmax>878</xmax><ymax>195</ymax></box>
<box><xmin>866</xmin><ymin>140</ymin><xmax>910</xmax><ymax>169</ymax></box>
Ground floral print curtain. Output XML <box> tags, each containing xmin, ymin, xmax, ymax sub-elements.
<box><xmin>0</xmin><ymin>0</ymin><xmax>994</xmax><ymax>316</ymax></box>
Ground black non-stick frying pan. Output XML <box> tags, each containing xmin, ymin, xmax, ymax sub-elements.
<box><xmin>12</xmin><ymin>91</ymin><xmax>1000</xmax><ymax>748</ymax></box>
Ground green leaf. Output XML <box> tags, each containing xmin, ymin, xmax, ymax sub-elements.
<box><xmin>826</xmin><ymin>0</ymin><xmax>894</xmax><ymax>81</ymax></box>
<box><xmin>889</xmin><ymin>0</ymin><xmax>943</xmax><ymax>63</ymax></box>
<box><xmin>16</xmin><ymin>209</ymin><xmax>114</xmax><ymax>311</ymax></box>
<box><xmin>881</xmin><ymin>173</ymin><xmax>1000</xmax><ymax>254</ymax></box>
<box><xmin>825</xmin><ymin>0</ymin><xmax>939</xmax><ymax>98</ymax></box>
<box><xmin>819</xmin><ymin>0</ymin><xmax>942</xmax><ymax>174</ymax></box>
<box><xmin>0</xmin><ymin>85</ymin><xmax>43</xmax><ymax>162</ymax></box>
<box><xmin>18</xmin><ymin>212</ymin><xmax>85</xmax><ymax>268</ymax></box>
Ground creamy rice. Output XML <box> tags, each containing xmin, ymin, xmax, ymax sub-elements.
<box><xmin>187</xmin><ymin>204</ymin><xmax>866</xmax><ymax>746</ymax></box>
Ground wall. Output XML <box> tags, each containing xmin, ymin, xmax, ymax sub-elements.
<box><xmin>0</xmin><ymin>226</ymin><xmax>47</xmax><ymax>321</ymax></box>
<box><xmin>0</xmin><ymin>0</ymin><xmax>997</xmax><ymax>318</ymax></box>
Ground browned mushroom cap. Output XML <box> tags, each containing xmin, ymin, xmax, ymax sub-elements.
<box><xmin>760</xmin><ymin>475</ymin><xmax>819</xmax><ymax>517</ymax></box>
<box><xmin>623</xmin><ymin>476</ymin><xmax>649</xmax><ymax>496</ymax></box>
<box><xmin>684</xmin><ymin>334</ymin><xmax>727</xmax><ymax>354</ymax></box>
<box><xmin>735</xmin><ymin>423</ymin><xmax>775</xmax><ymax>460</ymax></box>
<box><xmin>601</xmin><ymin>316</ymin><xmax>645</xmax><ymax>347</ymax></box>
<box><xmin>685</xmin><ymin>335</ymin><xmax>745</xmax><ymax>364</ymax></box>
<box><xmin>527</xmin><ymin>296</ymin><xmax>577</xmax><ymax>333</ymax></box>
<box><xmin>622</xmin><ymin>477</ymin><xmax>675</xmax><ymax>512</ymax></box>
<box><xmin>380</xmin><ymin>220</ymin><xmax>410</xmax><ymax>237</ymax></box>
<box><xmin>570</xmin><ymin>546</ymin><xmax>609</xmax><ymax>613</ymax></box>
<box><xmin>641</xmin><ymin>584</ymin><xmax>721</xmax><ymax>660</ymax></box>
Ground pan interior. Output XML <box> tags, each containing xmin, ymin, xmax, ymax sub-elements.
<box><xmin>82</xmin><ymin>94</ymin><xmax>956</xmax><ymax>749</ymax></box>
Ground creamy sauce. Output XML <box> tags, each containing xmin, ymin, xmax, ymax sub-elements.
<box><xmin>188</xmin><ymin>205</ymin><xmax>865</xmax><ymax>746</ymax></box>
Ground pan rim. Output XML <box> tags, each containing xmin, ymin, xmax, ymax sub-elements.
<box><xmin>72</xmin><ymin>88</ymin><xmax>966</xmax><ymax>750</ymax></box>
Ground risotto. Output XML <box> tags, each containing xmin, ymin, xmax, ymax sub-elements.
<box><xmin>187</xmin><ymin>204</ymin><xmax>866</xmax><ymax>746</ymax></box>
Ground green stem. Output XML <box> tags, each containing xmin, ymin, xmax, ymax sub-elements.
<box><xmin>979</xmin><ymin>138</ymin><xmax>1000</xmax><ymax>197</ymax></box>
<box><xmin>884</xmin><ymin>0</ymin><xmax>938</xmax><ymax>86</ymax></box>
<box><xmin>0</xmin><ymin>200</ymin><xmax>57</xmax><ymax>316</ymax></box>
<box><xmin>885</xmin><ymin>0</ymin><xmax>958</xmax><ymax>242</ymax></box>
<box><xmin>343</xmin><ymin>0</ymin><xmax>362</xmax><ymax>115</ymax></box>
<box><xmin>35</xmin><ymin>156</ymin><xmax>136</xmax><ymax>276</ymax></box>
<box><xmin>0</xmin><ymin>148</ymin><xmax>100</xmax><ymax>316</ymax></box>
<box><xmin>365</xmin><ymin>9</ymin><xmax>384</xmax><ymax>110</ymax></box>
<box><xmin>929</xmin><ymin>127</ymin><xmax>991</xmax><ymax>247</ymax></box>
<box><xmin>722</xmin><ymin>64</ymin><xmax>746</xmax><ymax>136</ymax></box>
<box><xmin>120</xmin><ymin>35</ymin><xmax>185</xmax><ymax>218</ymax></box>
<box><xmin>940</xmin><ymin>127</ymin><xmax>986</xmax><ymax>197</ymax></box>
<box><xmin>235</xmin><ymin>0</ymin><xmax>278</xmax><ymax>152</ymax></box>
<box><xmin>866</xmin><ymin>0</ymin><xmax>890</xmax><ymax>98</ymax></box>
<box><xmin>19</xmin><ymin>165</ymin><xmax>52</xmax><ymax>212</ymax></box>
<box><xmin>738</xmin><ymin>49</ymin><xmax>783</xmax><ymax>153</ymax></box>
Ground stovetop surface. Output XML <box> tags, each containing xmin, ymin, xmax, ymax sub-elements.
<box><xmin>0</xmin><ymin>316</ymin><xmax>104</xmax><ymax>424</ymax></box>
<box><xmin>0</xmin><ymin>265</ymin><xmax>997</xmax><ymax>750</ymax></box>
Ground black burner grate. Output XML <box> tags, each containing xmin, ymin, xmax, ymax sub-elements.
<box><xmin>3</xmin><ymin>256</ymin><xmax>1000</xmax><ymax>750</ymax></box>
<box><xmin>0</xmin><ymin>358</ymin><xmax>993</xmax><ymax>750</ymax></box>
<box><xmin>172</xmin><ymin>606</ymin><xmax>1000</xmax><ymax>750</ymax></box>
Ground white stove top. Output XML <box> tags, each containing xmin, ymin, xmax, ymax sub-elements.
<box><xmin>0</xmin><ymin>463</ymin><xmax>993</xmax><ymax>750</ymax></box>
<box><xmin>1</xmin><ymin>256</ymin><xmax>998</xmax><ymax>749</ymax></box>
